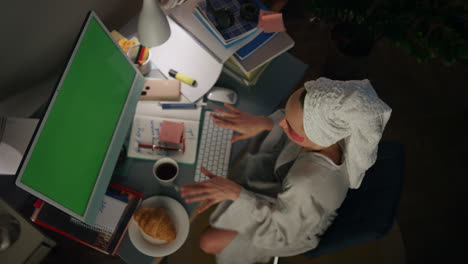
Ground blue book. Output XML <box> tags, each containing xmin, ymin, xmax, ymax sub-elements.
<box><xmin>193</xmin><ymin>11</ymin><xmax>259</xmax><ymax>49</ymax></box>
<box><xmin>235</xmin><ymin>0</ymin><xmax>275</xmax><ymax>60</ymax></box>
<box><xmin>196</xmin><ymin>0</ymin><xmax>257</xmax><ymax>42</ymax></box>
<box><xmin>235</xmin><ymin>32</ymin><xmax>277</xmax><ymax>60</ymax></box>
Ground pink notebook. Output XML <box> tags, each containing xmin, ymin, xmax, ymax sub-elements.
<box><xmin>159</xmin><ymin>120</ymin><xmax>184</xmax><ymax>144</ymax></box>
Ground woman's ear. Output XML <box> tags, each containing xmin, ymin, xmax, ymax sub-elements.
<box><xmin>281</xmin><ymin>119</ymin><xmax>305</xmax><ymax>143</ymax></box>
<box><xmin>290</xmin><ymin>134</ymin><xmax>305</xmax><ymax>143</ymax></box>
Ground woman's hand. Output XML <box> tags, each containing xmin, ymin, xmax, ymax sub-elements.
<box><xmin>181</xmin><ymin>167</ymin><xmax>242</xmax><ymax>213</ymax></box>
<box><xmin>211</xmin><ymin>103</ymin><xmax>274</xmax><ymax>143</ymax></box>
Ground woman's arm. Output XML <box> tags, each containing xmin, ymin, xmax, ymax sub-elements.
<box><xmin>181</xmin><ymin>167</ymin><xmax>242</xmax><ymax>213</ymax></box>
<box><xmin>181</xmin><ymin>166</ymin><xmax>329</xmax><ymax>250</ymax></box>
<box><xmin>209</xmin><ymin>179</ymin><xmax>325</xmax><ymax>250</ymax></box>
<box><xmin>206</xmin><ymin>156</ymin><xmax>346</xmax><ymax>250</ymax></box>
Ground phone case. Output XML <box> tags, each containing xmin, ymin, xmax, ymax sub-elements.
<box><xmin>140</xmin><ymin>79</ymin><xmax>181</xmax><ymax>101</ymax></box>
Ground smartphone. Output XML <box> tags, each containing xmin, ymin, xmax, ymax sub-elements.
<box><xmin>140</xmin><ymin>79</ymin><xmax>181</xmax><ymax>101</ymax></box>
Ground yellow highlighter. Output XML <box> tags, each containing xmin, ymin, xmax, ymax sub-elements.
<box><xmin>169</xmin><ymin>69</ymin><xmax>197</xmax><ymax>86</ymax></box>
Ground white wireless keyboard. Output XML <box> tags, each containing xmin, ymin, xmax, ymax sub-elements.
<box><xmin>194</xmin><ymin>111</ymin><xmax>233</xmax><ymax>182</ymax></box>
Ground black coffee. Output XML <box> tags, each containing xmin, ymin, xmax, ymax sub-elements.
<box><xmin>156</xmin><ymin>163</ymin><xmax>177</xmax><ymax>180</ymax></box>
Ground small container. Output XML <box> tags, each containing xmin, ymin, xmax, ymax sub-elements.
<box><xmin>127</xmin><ymin>44</ymin><xmax>152</xmax><ymax>76</ymax></box>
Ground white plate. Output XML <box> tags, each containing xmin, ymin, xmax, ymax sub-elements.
<box><xmin>128</xmin><ymin>196</ymin><xmax>189</xmax><ymax>257</ymax></box>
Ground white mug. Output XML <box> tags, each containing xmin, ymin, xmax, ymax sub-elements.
<box><xmin>153</xmin><ymin>158</ymin><xmax>179</xmax><ymax>185</ymax></box>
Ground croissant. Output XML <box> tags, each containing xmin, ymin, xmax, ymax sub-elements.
<box><xmin>133</xmin><ymin>207</ymin><xmax>177</xmax><ymax>243</ymax></box>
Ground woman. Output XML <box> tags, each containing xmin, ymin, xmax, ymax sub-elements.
<box><xmin>181</xmin><ymin>78</ymin><xmax>392</xmax><ymax>264</ymax></box>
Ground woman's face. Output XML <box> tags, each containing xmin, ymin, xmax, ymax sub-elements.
<box><xmin>279</xmin><ymin>88</ymin><xmax>325</xmax><ymax>150</ymax></box>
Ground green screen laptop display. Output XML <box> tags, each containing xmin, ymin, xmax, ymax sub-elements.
<box><xmin>16</xmin><ymin>12</ymin><xmax>142</xmax><ymax>221</ymax></box>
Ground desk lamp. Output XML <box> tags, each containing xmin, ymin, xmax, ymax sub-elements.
<box><xmin>138</xmin><ymin>0</ymin><xmax>171</xmax><ymax>47</ymax></box>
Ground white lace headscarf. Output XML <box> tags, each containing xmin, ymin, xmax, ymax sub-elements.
<box><xmin>303</xmin><ymin>77</ymin><xmax>392</xmax><ymax>189</ymax></box>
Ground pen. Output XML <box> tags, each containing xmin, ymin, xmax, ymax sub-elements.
<box><xmin>134</xmin><ymin>45</ymin><xmax>143</xmax><ymax>64</ymax></box>
<box><xmin>169</xmin><ymin>69</ymin><xmax>197</xmax><ymax>86</ymax></box>
<box><xmin>143</xmin><ymin>47</ymin><xmax>150</xmax><ymax>61</ymax></box>
<box><xmin>137</xmin><ymin>46</ymin><xmax>147</xmax><ymax>65</ymax></box>
<box><xmin>160</xmin><ymin>103</ymin><xmax>207</xmax><ymax>109</ymax></box>
<box><xmin>138</xmin><ymin>143</ymin><xmax>182</xmax><ymax>152</ymax></box>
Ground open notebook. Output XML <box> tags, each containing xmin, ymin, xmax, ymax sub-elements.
<box><xmin>127</xmin><ymin>97</ymin><xmax>202</xmax><ymax>164</ymax></box>
<box><xmin>70</xmin><ymin>195</ymin><xmax>126</xmax><ymax>233</ymax></box>
<box><xmin>31</xmin><ymin>183</ymin><xmax>142</xmax><ymax>255</ymax></box>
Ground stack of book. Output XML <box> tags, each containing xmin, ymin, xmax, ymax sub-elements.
<box><xmin>225</xmin><ymin>31</ymin><xmax>294</xmax><ymax>86</ymax></box>
<box><xmin>223</xmin><ymin>57</ymin><xmax>271</xmax><ymax>86</ymax></box>
<box><xmin>192</xmin><ymin>0</ymin><xmax>295</xmax><ymax>86</ymax></box>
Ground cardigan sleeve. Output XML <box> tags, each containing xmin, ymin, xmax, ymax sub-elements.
<box><xmin>210</xmin><ymin>157</ymin><xmax>340</xmax><ymax>250</ymax></box>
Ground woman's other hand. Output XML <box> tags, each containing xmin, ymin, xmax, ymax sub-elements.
<box><xmin>211</xmin><ymin>103</ymin><xmax>274</xmax><ymax>143</ymax></box>
<box><xmin>181</xmin><ymin>167</ymin><xmax>242</xmax><ymax>213</ymax></box>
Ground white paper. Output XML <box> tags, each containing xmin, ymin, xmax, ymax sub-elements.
<box><xmin>94</xmin><ymin>196</ymin><xmax>127</xmax><ymax>233</ymax></box>
<box><xmin>150</xmin><ymin>18</ymin><xmax>222</xmax><ymax>103</ymax></box>
<box><xmin>0</xmin><ymin>142</ymin><xmax>22</xmax><ymax>175</ymax></box>
<box><xmin>2</xmin><ymin>117</ymin><xmax>39</xmax><ymax>155</ymax></box>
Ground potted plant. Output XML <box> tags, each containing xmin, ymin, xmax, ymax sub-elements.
<box><xmin>305</xmin><ymin>0</ymin><xmax>468</xmax><ymax>65</ymax></box>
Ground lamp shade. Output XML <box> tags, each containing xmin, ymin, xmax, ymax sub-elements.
<box><xmin>138</xmin><ymin>0</ymin><xmax>171</xmax><ymax>47</ymax></box>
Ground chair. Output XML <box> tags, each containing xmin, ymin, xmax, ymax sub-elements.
<box><xmin>274</xmin><ymin>141</ymin><xmax>405</xmax><ymax>263</ymax></box>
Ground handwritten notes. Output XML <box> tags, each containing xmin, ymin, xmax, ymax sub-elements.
<box><xmin>94</xmin><ymin>196</ymin><xmax>126</xmax><ymax>233</ymax></box>
<box><xmin>128</xmin><ymin>115</ymin><xmax>199</xmax><ymax>164</ymax></box>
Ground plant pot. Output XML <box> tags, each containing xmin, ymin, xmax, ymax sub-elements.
<box><xmin>331</xmin><ymin>22</ymin><xmax>376</xmax><ymax>57</ymax></box>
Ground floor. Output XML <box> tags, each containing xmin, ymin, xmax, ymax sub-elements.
<box><xmin>38</xmin><ymin>2</ymin><xmax>467</xmax><ymax>264</ymax></box>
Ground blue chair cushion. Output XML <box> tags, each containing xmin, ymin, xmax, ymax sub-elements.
<box><xmin>303</xmin><ymin>141</ymin><xmax>405</xmax><ymax>257</ymax></box>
